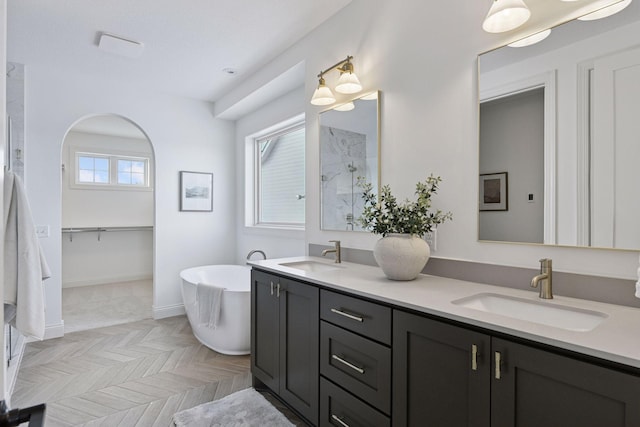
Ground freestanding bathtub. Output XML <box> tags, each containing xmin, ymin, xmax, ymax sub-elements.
<box><xmin>180</xmin><ymin>265</ymin><xmax>251</xmax><ymax>355</ymax></box>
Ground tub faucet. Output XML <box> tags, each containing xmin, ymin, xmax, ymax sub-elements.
<box><xmin>322</xmin><ymin>240</ymin><xmax>341</xmax><ymax>263</ymax></box>
<box><xmin>246</xmin><ymin>249</ymin><xmax>267</xmax><ymax>261</ymax></box>
<box><xmin>531</xmin><ymin>258</ymin><xmax>553</xmax><ymax>299</ymax></box>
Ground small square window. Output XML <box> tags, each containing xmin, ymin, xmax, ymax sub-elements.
<box><xmin>117</xmin><ymin>159</ymin><xmax>147</xmax><ymax>185</ymax></box>
<box><xmin>78</xmin><ymin>155</ymin><xmax>110</xmax><ymax>184</ymax></box>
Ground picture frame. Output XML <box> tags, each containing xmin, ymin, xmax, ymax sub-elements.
<box><xmin>180</xmin><ymin>171</ymin><xmax>213</xmax><ymax>212</ymax></box>
<box><xmin>479</xmin><ymin>172</ymin><xmax>508</xmax><ymax>211</ymax></box>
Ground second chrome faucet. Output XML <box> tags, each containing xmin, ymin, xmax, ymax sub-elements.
<box><xmin>531</xmin><ymin>258</ymin><xmax>553</xmax><ymax>299</ymax></box>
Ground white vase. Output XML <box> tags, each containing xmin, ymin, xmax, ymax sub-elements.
<box><xmin>373</xmin><ymin>233</ymin><xmax>431</xmax><ymax>281</ymax></box>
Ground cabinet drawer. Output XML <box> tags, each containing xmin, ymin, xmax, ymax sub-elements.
<box><xmin>320</xmin><ymin>321</ymin><xmax>391</xmax><ymax>415</ymax></box>
<box><xmin>320</xmin><ymin>289</ymin><xmax>391</xmax><ymax>344</ymax></box>
<box><xmin>320</xmin><ymin>377</ymin><xmax>390</xmax><ymax>427</ymax></box>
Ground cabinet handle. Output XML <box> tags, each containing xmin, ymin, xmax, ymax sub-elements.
<box><xmin>276</xmin><ymin>283</ymin><xmax>281</xmax><ymax>298</ymax></box>
<box><xmin>270</xmin><ymin>281</ymin><xmax>274</xmax><ymax>296</ymax></box>
<box><xmin>495</xmin><ymin>351</ymin><xmax>502</xmax><ymax>380</ymax></box>
<box><xmin>331</xmin><ymin>414</ymin><xmax>350</xmax><ymax>427</ymax></box>
<box><xmin>332</xmin><ymin>354</ymin><xmax>365</xmax><ymax>374</ymax></box>
<box><xmin>471</xmin><ymin>344</ymin><xmax>478</xmax><ymax>371</ymax></box>
<box><xmin>330</xmin><ymin>308</ymin><xmax>364</xmax><ymax>322</ymax></box>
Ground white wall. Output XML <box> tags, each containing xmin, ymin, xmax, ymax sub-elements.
<box><xmin>234</xmin><ymin>87</ymin><xmax>306</xmax><ymax>263</ymax></box>
<box><xmin>14</xmin><ymin>62</ymin><xmax>236</xmax><ymax>337</ymax></box>
<box><xmin>222</xmin><ymin>0</ymin><xmax>638</xmax><ymax>281</ymax></box>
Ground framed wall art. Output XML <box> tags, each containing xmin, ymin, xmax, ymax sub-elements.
<box><xmin>180</xmin><ymin>171</ymin><xmax>213</xmax><ymax>212</ymax></box>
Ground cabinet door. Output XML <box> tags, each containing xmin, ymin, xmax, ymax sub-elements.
<box><xmin>251</xmin><ymin>271</ymin><xmax>280</xmax><ymax>391</ymax></box>
<box><xmin>279</xmin><ymin>277</ymin><xmax>320</xmax><ymax>425</ymax></box>
<box><xmin>393</xmin><ymin>310</ymin><xmax>491</xmax><ymax>427</ymax></box>
<box><xmin>492</xmin><ymin>338</ymin><xmax>640</xmax><ymax>427</ymax></box>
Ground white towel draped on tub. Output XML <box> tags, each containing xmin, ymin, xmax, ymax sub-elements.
<box><xmin>4</xmin><ymin>170</ymin><xmax>51</xmax><ymax>340</ymax></box>
<box><xmin>196</xmin><ymin>282</ymin><xmax>224</xmax><ymax>329</ymax></box>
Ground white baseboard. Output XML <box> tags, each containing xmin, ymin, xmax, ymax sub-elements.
<box><xmin>153</xmin><ymin>303</ymin><xmax>185</xmax><ymax>319</ymax></box>
<box><xmin>62</xmin><ymin>274</ymin><xmax>153</xmax><ymax>288</ymax></box>
<box><xmin>44</xmin><ymin>321</ymin><xmax>65</xmax><ymax>339</ymax></box>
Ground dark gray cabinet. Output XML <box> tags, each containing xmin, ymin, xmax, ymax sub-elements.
<box><xmin>393</xmin><ymin>310</ymin><xmax>491</xmax><ymax>427</ymax></box>
<box><xmin>394</xmin><ymin>309</ymin><xmax>640</xmax><ymax>427</ymax></box>
<box><xmin>251</xmin><ymin>270</ymin><xmax>319</xmax><ymax>425</ymax></box>
<box><xmin>492</xmin><ymin>337</ymin><xmax>640</xmax><ymax>427</ymax></box>
<box><xmin>251</xmin><ymin>267</ymin><xmax>640</xmax><ymax>427</ymax></box>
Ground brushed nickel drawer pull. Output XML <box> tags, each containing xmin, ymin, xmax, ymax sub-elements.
<box><xmin>331</xmin><ymin>414</ymin><xmax>350</xmax><ymax>427</ymax></box>
<box><xmin>270</xmin><ymin>281</ymin><xmax>274</xmax><ymax>296</ymax></box>
<box><xmin>471</xmin><ymin>344</ymin><xmax>478</xmax><ymax>371</ymax></box>
<box><xmin>495</xmin><ymin>351</ymin><xmax>502</xmax><ymax>380</ymax></box>
<box><xmin>276</xmin><ymin>283</ymin><xmax>281</xmax><ymax>298</ymax></box>
<box><xmin>330</xmin><ymin>308</ymin><xmax>364</xmax><ymax>322</ymax></box>
<box><xmin>332</xmin><ymin>354</ymin><xmax>365</xmax><ymax>374</ymax></box>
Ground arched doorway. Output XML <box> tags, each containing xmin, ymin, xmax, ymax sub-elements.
<box><xmin>60</xmin><ymin>114</ymin><xmax>155</xmax><ymax>333</ymax></box>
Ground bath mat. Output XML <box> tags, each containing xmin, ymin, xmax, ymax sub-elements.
<box><xmin>172</xmin><ymin>387</ymin><xmax>295</xmax><ymax>427</ymax></box>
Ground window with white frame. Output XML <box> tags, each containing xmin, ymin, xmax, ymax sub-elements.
<box><xmin>74</xmin><ymin>151</ymin><xmax>150</xmax><ymax>188</ymax></box>
<box><xmin>254</xmin><ymin>122</ymin><xmax>305</xmax><ymax>227</ymax></box>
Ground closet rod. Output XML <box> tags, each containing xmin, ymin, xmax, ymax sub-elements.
<box><xmin>62</xmin><ymin>226</ymin><xmax>153</xmax><ymax>242</ymax></box>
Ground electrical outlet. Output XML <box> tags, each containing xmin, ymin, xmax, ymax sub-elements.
<box><xmin>425</xmin><ymin>229</ymin><xmax>437</xmax><ymax>252</ymax></box>
<box><xmin>35</xmin><ymin>225</ymin><xmax>50</xmax><ymax>238</ymax></box>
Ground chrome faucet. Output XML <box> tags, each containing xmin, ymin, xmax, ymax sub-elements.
<box><xmin>531</xmin><ymin>258</ymin><xmax>553</xmax><ymax>299</ymax></box>
<box><xmin>321</xmin><ymin>240</ymin><xmax>341</xmax><ymax>263</ymax></box>
<box><xmin>246</xmin><ymin>249</ymin><xmax>267</xmax><ymax>261</ymax></box>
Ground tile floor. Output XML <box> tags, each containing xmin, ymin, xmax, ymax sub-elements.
<box><xmin>62</xmin><ymin>280</ymin><xmax>153</xmax><ymax>333</ymax></box>
<box><xmin>14</xmin><ymin>281</ymin><xmax>308</xmax><ymax>426</ymax></box>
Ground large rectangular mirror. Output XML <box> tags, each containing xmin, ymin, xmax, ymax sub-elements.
<box><xmin>478</xmin><ymin>2</ymin><xmax>640</xmax><ymax>250</ymax></box>
<box><xmin>320</xmin><ymin>91</ymin><xmax>380</xmax><ymax>231</ymax></box>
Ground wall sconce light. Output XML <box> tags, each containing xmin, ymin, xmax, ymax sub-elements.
<box><xmin>333</xmin><ymin>101</ymin><xmax>355</xmax><ymax>112</ymax></box>
<box><xmin>578</xmin><ymin>0</ymin><xmax>632</xmax><ymax>21</ymax></box>
<box><xmin>482</xmin><ymin>0</ymin><xmax>531</xmax><ymax>33</ymax></box>
<box><xmin>310</xmin><ymin>55</ymin><xmax>362</xmax><ymax>106</ymax></box>
<box><xmin>508</xmin><ymin>28</ymin><xmax>552</xmax><ymax>47</ymax></box>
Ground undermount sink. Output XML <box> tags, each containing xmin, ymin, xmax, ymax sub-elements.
<box><xmin>452</xmin><ymin>293</ymin><xmax>608</xmax><ymax>332</ymax></box>
<box><xmin>279</xmin><ymin>260</ymin><xmax>342</xmax><ymax>273</ymax></box>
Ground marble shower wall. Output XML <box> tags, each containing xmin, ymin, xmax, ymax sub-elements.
<box><xmin>320</xmin><ymin>125</ymin><xmax>366</xmax><ymax>231</ymax></box>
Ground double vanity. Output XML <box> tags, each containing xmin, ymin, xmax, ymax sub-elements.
<box><xmin>248</xmin><ymin>256</ymin><xmax>640</xmax><ymax>426</ymax></box>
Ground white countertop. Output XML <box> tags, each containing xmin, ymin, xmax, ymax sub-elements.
<box><xmin>248</xmin><ymin>256</ymin><xmax>640</xmax><ymax>370</ymax></box>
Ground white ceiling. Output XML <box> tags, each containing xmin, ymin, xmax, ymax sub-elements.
<box><xmin>7</xmin><ymin>0</ymin><xmax>352</xmax><ymax>103</ymax></box>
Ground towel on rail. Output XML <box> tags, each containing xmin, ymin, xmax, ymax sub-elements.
<box><xmin>4</xmin><ymin>170</ymin><xmax>51</xmax><ymax>340</ymax></box>
<box><xmin>196</xmin><ymin>282</ymin><xmax>224</xmax><ymax>329</ymax></box>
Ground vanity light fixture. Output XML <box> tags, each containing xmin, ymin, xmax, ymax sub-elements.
<box><xmin>482</xmin><ymin>0</ymin><xmax>532</xmax><ymax>33</ymax></box>
<box><xmin>577</xmin><ymin>0</ymin><xmax>632</xmax><ymax>20</ymax></box>
<box><xmin>333</xmin><ymin>101</ymin><xmax>355</xmax><ymax>112</ymax></box>
<box><xmin>508</xmin><ymin>28</ymin><xmax>552</xmax><ymax>47</ymax></box>
<box><xmin>310</xmin><ymin>55</ymin><xmax>362</xmax><ymax>106</ymax></box>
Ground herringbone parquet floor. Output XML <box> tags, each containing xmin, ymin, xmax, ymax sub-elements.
<box><xmin>11</xmin><ymin>316</ymin><xmax>254</xmax><ymax>426</ymax></box>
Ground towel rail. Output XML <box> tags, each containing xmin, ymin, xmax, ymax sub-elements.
<box><xmin>62</xmin><ymin>226</ymin><xmax>153</xmax><ymax>242</ymax></box>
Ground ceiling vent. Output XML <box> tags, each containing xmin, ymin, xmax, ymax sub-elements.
<box><xmin>98</xmin><ymin>32</ymin><xmax>144</xmax><ymax>58</ymax></box>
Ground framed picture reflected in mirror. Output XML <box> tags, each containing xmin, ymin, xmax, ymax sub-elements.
<box><xmin>479</xmin><ymin>172</ymin><xmax>508</xmax><ymax>211</ymax></box>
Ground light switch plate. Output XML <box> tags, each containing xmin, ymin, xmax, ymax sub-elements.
<box><xmin>35</xmin><ymin>225</ymin><xmax>50</xmax><ymax>238</ymax></box>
